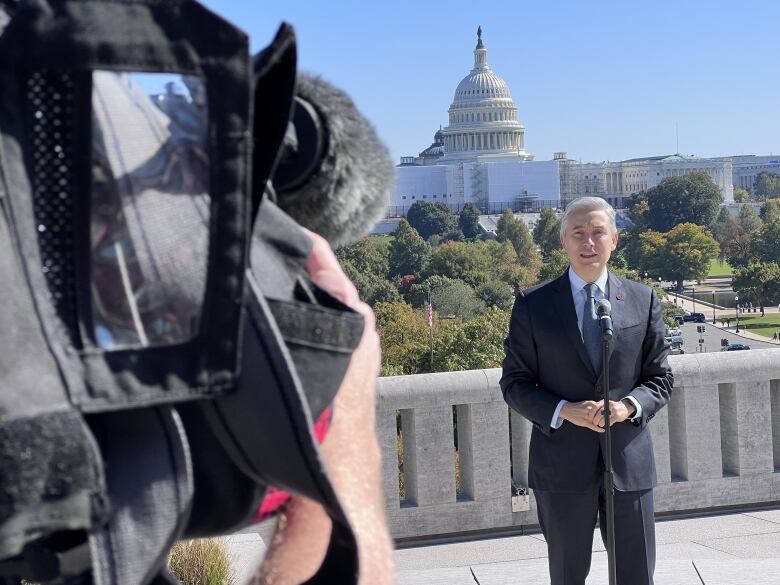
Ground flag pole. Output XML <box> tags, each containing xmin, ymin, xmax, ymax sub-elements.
<box><xmin>427</xmin><ymin>283</ymin><xmax>434</xmax><ymax>370</ymax></box>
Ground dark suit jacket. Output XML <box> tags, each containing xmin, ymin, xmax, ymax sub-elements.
<box><xmin>500</xmin><ymin>270</ymin><xmax>673</xmax><ymax>493</ymax></box>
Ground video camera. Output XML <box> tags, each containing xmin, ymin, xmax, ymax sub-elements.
<box><xmin>0</xmin><ymin>1</ymin><xmax>393</xmax><ymax>583</ymax></box>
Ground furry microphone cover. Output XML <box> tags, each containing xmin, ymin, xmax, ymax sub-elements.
<box><xmin>276</xmin><ymin>73</ymin><xmax>395</xmax><ymax>248</ymax></box>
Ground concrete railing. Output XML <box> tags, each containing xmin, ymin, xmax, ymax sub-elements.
<box><xmin>377</xmin><ymin>349</ymin><xmax>780</xmax><ymax>541</ymax></box>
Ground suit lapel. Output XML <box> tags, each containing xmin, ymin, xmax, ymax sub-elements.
<box><xmin>553</xmin><ymin>272</ymin><xmax>597</xmax><ymax>378</ymax></box>
<box><xmin>606</xmin><ymin>272</ymin><xmax>626</xmax><ymax>363</ymax></box>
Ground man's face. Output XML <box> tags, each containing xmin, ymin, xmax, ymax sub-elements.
<box><xmin>560</xmin><ymin>208</ymin><xmax>618</xmax><ymax>277</ymax></box>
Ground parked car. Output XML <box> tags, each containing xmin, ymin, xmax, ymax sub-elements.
<box><xmin>683</xmin><ymin>312</ymin><xmax>706</xmax><ymax>323</ymax></box>
<box><xmin>667</xmin><ymin>327</ymin><xmax>683</xmax><ymax>337</ymax></box>
<box><xmin>664</xmin><ymin>335</ymin><xmax>684</xmax><ymax>350</ymax></box>
<box><xmin>673</xmin><ymin>315</ymin><xmax>685</xmax><ymax>326</ymax></box>
<box><xmin>722</xmin><ymin>343</ymin><xmax>750</xmax><ymax>351</ymax></box>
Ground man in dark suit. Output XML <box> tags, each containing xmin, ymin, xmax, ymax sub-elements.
<box><xmin>501</xmin><ymin>197</ymin><xmax>673</xmax><ymax>585</ymax></box>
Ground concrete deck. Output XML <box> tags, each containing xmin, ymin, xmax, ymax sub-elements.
<box><xmin>395</xmin><ymin>508</ymin><xmax>780</xmax><ymax>585</ymax></box>
<box><xmin>224</xmin><ymin>508</ymin><xmax>780</xmax><ymax>584</ymax></box>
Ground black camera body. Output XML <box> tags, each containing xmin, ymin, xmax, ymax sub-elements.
<box><xmin>0</xmin><ymin>2</ymin><xmax>378</xmax><ymax>583</ymax></box>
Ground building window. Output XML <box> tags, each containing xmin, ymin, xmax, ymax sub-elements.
<box><xmin>422</xmin><ymin>195</ymin><xmax>427</xmax><ymax>199</ymax></box>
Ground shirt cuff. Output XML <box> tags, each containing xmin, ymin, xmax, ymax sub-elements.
<box><xmin>551</xmin><ymin>400</ymin><xmax>567</xmax><ymax>429</ymax></box>
<box><xmin>625</xmin><ymin>396</ymin><xmax>642</xmax><ymax>421</ymax></box>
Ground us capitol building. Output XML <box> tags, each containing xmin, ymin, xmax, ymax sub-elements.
<box><xmin>388</xmin><ymin>28</ymin><xmax>768</xmax><ymax>215</ymax></box>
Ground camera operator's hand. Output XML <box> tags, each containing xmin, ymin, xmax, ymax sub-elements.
<box><xmin>252</xmin><ymin>230</ymin><xmax>395</xmax><ymax>585</ymax></box>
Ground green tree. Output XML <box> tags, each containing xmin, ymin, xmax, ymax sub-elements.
<box><xmin>711</xmin><ymin>207</ymin><xmax>738</xmax><ymax>261</ymax></box>
<box><xmin>341</xmin><ymin>260</ymin><xmax>401</xmax><ymax>306</ymax></box>
<box><xmin>754</xmin><ymin>172</ymin><xmax>780</xmax><ymax>200</ymax></box>
<box><xmin>458</xmin><ymin>203</ymin><xmax>482</xmax><ymax>239</ymax></box>
<box><xmin>627</xmin><ymin>197</ymin><xmax>650</xmax><ymax>232</ymax></box>
<box><xmin>750</xmin><ymin>217</ymin><xmax>780</xmax><ymax>265</ymax></box>
<box><xmin>660</xmin><ymin>300</ymin><xmax>681</xmax><ymax>330</ymax></box>
<box><xmin>374</xmin><ymin>302</ymin><xmax>429</xmax><ymax>376</ymax></box>
<box><xmin>732</xmin><ymin>261</ymin><xmax>780</xmax><ymax>310</ymax></box>
<box><xmin>636</xmin><ymin>223</ymin><xmax>720</xmax><ymax>287</ymax></box>
<box><xmin>428</xmin><ymin>279</ymin><xmax>486</xmax><ymax>319</ymax></box>
<box><xmin>763</xmin><ymin>199</ymin><xmax>780</xmax><ymax>223</ymax></box>
<box><xmin>336</xmin><ymin>237</ymin><xmax>388</xmax><ymax>278</ymax></box>
<box><xmin>536</xmin><ymin>248</ymin><xmax>570</xmax><ymax>283</ymax></box>
<box><xmin>646</xmin><ymin>172</ymin><xmax>722</xmax><ymax>232</ymax></box>
<box><xmin>388</xmin><ymin>219</ymin><xmax>430</xmax><ymax>278</ymax></box>
<box><xmin>718</xmin><ymin>205</ymin><xmax>762</xmax><ymax>268</ymax></box>
<box><xmin>733</xmin><ymin>187</ymin><xmax>749</xmax><ymax>203</ymax></box>
<box><xmin>533</xmin><ymin>208</ymin><xmax>562</xmax><ymax>257</ymax></box>
<box><xmin>475</xmin><ymin>279</ymin><xmax>515</xmax><ymax>311</ymax></box>
<box><xmin>406</xmin><ymin>274</ymin><xmax>459</xmax><ymax>307</ymax></box>
<box><xmin>739</xmin><ymin>203</ymin><xmax>763</xmax><ymax>233</ymax></box>
<box><xmin>496</xmin><ymin>209</ymin><xmax>541</xmax><ymax>272</ymax></box>
<box><xmin>406</xmin><ymin>201</ymin><xmax>458</xmax><ymax>240</ymax></box>
<box><xmin>617</xmin><ymin>226</ymin><xmax>644</xmax><ymax>272</ymax></box>
<box><xmin>430</xmin><ymin>308</ymin><xmax>509</xmax><ymax>372</ymax></box>
<box><xmin>424</xmin><ymin>241</ymin><xmax>490</xmax><ymax>287</ymax></box>
<box><xmin>408</xmin><ymin>274</ymin><xmax>486</xmax><ymax>319</ymax></box>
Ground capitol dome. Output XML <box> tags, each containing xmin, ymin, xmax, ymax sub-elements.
<box><xmin>453</xmin><ymin>67</ymin><xmax>510</xmax><ymax>99</ymax></box>
<box><xmin>441</xmin><ymin>27</ymin><xmax>531</xmax><ymax>161</ymax></box>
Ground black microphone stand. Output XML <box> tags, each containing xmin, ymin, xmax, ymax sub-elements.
<box><xmin>602</xmin><ymin>325</ymin><xmax>617</xmax><ymax>585</ymax></box>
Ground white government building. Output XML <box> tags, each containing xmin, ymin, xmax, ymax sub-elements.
<box><xmin>388</xmin><ymin>29</ymin><xmax>780</xmax><ymax>217</ymax></box>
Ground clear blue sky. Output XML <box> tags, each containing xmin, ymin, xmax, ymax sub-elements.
<box><xmin>203</xmin><ymin>1</ymin><xmax>780</xmax><ymax>164</ymax></box>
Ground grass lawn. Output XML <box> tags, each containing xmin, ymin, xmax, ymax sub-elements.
<box><xmin>718</xmin><ymin>313</ymin><xmax>780</xmax><ymax>338</ymax></box>
<box><xmin>708</xmin><ymin>258</ymin><xmax>733</xmax><ymax>278</ymax></box>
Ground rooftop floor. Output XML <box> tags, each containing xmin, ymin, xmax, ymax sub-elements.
<box><xmin>226</xmin><ymin>507</ymin><xmax>780</xmax><ymax>584</ymax></box>
<box><xmin>395</xmin><ymin>508</ymin><xmax>780</xmax><ymax>585</ymax></box>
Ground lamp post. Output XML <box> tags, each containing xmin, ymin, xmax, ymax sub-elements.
<box><xmin>644</xmin><ymin>272</ymin><xmax>648</xmax><ymax>285</ymax></box>
<box><xmin>692</xmin><ymin>285</ymin><xmax>696</xmax><ymax>315</ymax></box>
<box><xmin>735</xmin><ymin>295</ymin><xmax>740</xmax><ymax>333</ymax></box>
<box><xmin>712</xmin><ymin>291</ymin><xmax>716</xmax><ymax>324</ymax></box>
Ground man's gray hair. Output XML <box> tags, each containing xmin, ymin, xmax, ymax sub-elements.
<box><xmin>559</xmin><ymin>197</ymin><xmax>617</xmax><ymax>237</ymax></box>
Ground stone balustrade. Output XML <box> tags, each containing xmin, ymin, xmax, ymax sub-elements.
<box><xmin>377</xmin><ymin>350</ymin><xmax>780</xmax><ymax>541</ymax></box>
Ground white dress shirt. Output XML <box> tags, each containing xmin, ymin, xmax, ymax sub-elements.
<box><xmin>550</xmin><ymin>267</ymin><xmax>642</xmax><ymax>428</ymax></box>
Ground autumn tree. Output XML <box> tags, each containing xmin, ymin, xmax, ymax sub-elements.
<box><xmin>636</xmin><ymin>223</ymin><xmax>719</xmax><ymax>287</ymax></box>
<box><xmin>374</xmin><ymin>302</ymin><xmax>429</xmax><ymax>376</ymax></box>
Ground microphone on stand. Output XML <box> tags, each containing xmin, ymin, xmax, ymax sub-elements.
<box><xmin>596</xmin><ymin>296</ymin><xmax>618</xmax><ymax>585</ymax></box>
<box><xmin>596</xmin><ymin>299</ymin><xmax>614</xmax><ymax>340</ymax></box>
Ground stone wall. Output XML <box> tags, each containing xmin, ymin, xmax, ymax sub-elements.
<box><xmin>377</xmin><ymin>350</ymin><xmax>780</xmax><ymax>540</ymax></box>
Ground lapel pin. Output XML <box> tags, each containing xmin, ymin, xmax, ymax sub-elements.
<box><xmin>615</xmin><ymin>293</ymin><xmax>624</xmax><ymax>301</ymax></box>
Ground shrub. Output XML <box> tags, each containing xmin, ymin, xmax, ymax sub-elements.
<box><xmin>168</xmin><ymin>538</ymin><xmax>234</xmax><ymax>585</ymax></box>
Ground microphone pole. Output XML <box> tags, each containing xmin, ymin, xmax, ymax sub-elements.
<box><xmin>598</xmin><ymin>300</ymin><xmax>617</xmax><ymax>585</ymax></box>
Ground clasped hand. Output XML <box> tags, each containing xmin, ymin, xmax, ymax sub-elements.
<box><xmin>560</xmin><ymin>399</ymin><xmax>632</xmax><ymax>432</ymax></box>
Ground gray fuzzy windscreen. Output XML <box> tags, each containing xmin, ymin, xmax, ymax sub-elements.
<box><xmin>277</xmin><ymin>73</ymin><xmax>394</xmax><ymax>248</ymax></box>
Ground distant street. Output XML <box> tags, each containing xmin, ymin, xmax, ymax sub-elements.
<box><xmin>674</xmin><ymin>320</ymin><xmax>778</xmax><ymax>353</ymax></box>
